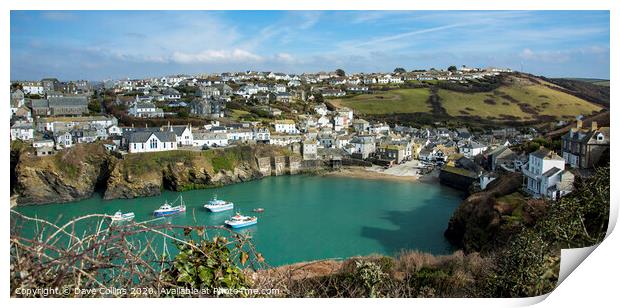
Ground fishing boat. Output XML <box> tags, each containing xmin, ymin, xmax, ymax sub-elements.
<box><xmin>153</xmin><ymin>195</ymin><xmax>186</xmax><ymax>217</ymax></box>
<box><xmin>110</xmin><ymin>211</ymin><xmax>135</xmax><ymax>222</ymax></box>
<box><xmin>224</xmin><ymin>213</ymin><xmax>258</xmax><ymax>229</ymax></box>
<box><xmin>203</xmin><ymin>195</ymin><xmax>234</xmax><ymax>212</ymax></box>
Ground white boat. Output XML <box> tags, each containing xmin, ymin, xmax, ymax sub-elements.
<box><xmin>111</xmin><ymin>211</ymin><xmax>135</xmax><ymax>222</ymax></box>
<box><xmin>224</xmin><ymin>213</ymin><xmax>258</xmax><ymax>229</ymax></box>
<box><xmin>203</xmin><ymin>195</ymin><xmax>234</xmax><ymax>212</ymax></box>
<box><xmin>153</xmin><ymin>195</ymin><xmax>187</xmax><ymax>217</ymax></box>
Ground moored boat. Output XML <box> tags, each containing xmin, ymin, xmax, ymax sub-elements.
<box><xmin>110</xmin><ymin>210</ymin><xmax>135</xmax><ymax>222</ymax></box>
<box><xmin>224</xmin><ymin>213</ymin><xmax>258</xmax><ymax>229</ymax></box>
<box><xmin>153</xmin><ymin>196</ymin><xmax>187</xmax><ymax>217</ymax></box>
<box><xmin>252</xmin><ymin>208</ymin><xmax>264</xmax><ymax>213</ymax></box>
<box><xmin>204</xmin><ymin>195</ymin><xmax>234</xmax><ymax>212</ymax></box>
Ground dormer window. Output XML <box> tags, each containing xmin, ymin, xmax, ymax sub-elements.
<box><xmin>596</xmin><ymin>133</ymin><xmax>604</xmax><ymax>141</ymax></box>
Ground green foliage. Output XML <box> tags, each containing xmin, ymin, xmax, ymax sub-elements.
<box><xmin>314</xmin><ymin>92</ymin><xmax>324</xmax><ymax>103</ymax></box>
<box><xmin>161</xmin><ymin>236</ymin><xmax>248</xmax><ymax>294</ymax></box>
<box><xmin>488</xmin><ymin>166</ymin><xmax>609</xmax><ymax>297</ymax></box>
<box><xmin>447</xmin><ymin>65</ymin><xmax>457</xmax><ymax>72</ymax></box>
<box><xmin>394</xmin><ymin>67</ymin><xmax>406</xmax><ymax>74</ymax></box>
<box><xmin>354</xmin><ymin>260</ymin><xmax>388</xmax><ymax>297</ymax></box>
<box><xmin>335</xmin><ymin>69</ymin><xmax>345</xmax><ymax>77</ymax></box>
<box><xmin>88</xmin><ymin>100</ymin><xmax>102</xmax><ymax>114</ymax></box>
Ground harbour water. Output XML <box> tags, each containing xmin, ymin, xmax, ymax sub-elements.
<box><xmin>13</xmin><ymin>175</ymin><xmax>464</xmax><ymax>266</ymax></box>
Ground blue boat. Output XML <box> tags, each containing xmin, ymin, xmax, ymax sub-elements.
<box><xmin>153</xmin><ymin>196</ymin><xmax>186</xmax><ymax>217</ymax></box>
<box><xmin>225</xmin><ymin>213</ymin><xmax>258</xmax><ymax>229</ymax></box>
<box><xmin>203</xmin><ymin>195</ymin><xmax>234</xmax><ymax>212</ymax></box>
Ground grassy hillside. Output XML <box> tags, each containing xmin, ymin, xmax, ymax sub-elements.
<box><xmin>329</xmin><ymin>74</ymin><xmax>603</xmax><ymax>124</ymax></box>
<box><xmin>439</xmin><ymin>84</ymin><xmax>602</xmax><ymax>121</ymax></box>
<box><xmin>330</xmin><ymin>88</ymin><xmax>431</xmax><ymax>114</ymax></box>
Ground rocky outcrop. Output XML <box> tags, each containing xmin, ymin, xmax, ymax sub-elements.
<box><xmin>13</xmin><ymin>143</ymin><xmax>318</xmax><ymax>205</ymax></box>
<box><xmin>13</xmin><ymin>143</ymin><xmax>113</xmax><ymax>205</ymax></box>
<box><xmin>444</xmin><ymin>172</ymin><xmax>524</xmax><ymax>253</ymax></box>
<box><xmin>103</xmin><ymin>145</ymin><xmax>305</xmax><ymax>200</ymax></box>
<box><xmin>103</xmin><ymin>161</ymin><xmax>163</xmax><ymax>200</ymax></box>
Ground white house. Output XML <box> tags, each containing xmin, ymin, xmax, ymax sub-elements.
<box><xmin>253</xmin><ymin>127</ymin><xmax>271</xmax><ymax>143</ymax></box>
<box><xmin>32</xmin><ymin>138</ymin><xmax>55</xmax><ymax>148</ymax></box>
<box><xmin>167</xmin><ymin>124</ymin><xmax>194</xmax><ymax>146</ymax></box>
<box><xmin>314</xmin><ymin>104</ymin><xmax>329</xmax><ymax>116</ymax></box>
<box><xmin>10</xmin><ymin>122</ymin><xmax>34</xmax><ymax>141</ymax></box>
<box><xmin>107</xmin><ymin>124</ymin><xmax>123</xmax><ymax>136</ymax></box>
<box><xmin>302</xmin><ymin>139</ymin><xmax>318</xmax><ymax>160</ymax></box>
<box><xmin>333</xmin><ymin>115</ymin><xmax>346</xmax><ymax>132</ymax></box>
<box><xmin>227</xmin><ymin>129</ymin><xmax>253</xmax><ymax>142</ymax></box>
<box><xmin>193</xmin><ymin>132</ymin><xmax>228</xmax><ymax>147</ymax></box>
<box><xmin>54</xmin><ymin>131</ymin><xmax>73</xmax><ymax>149</ymax></box>
<box><xmin>459</xmin><ymin>141</ymin><xmax>488</xmax><ymax>159</ymax></box>
<box><xmin>522</xmin><ymin>147</ymin><xmax>573</xmax><ymax>199</ymax></box>
<box><xmin>273</xmin><ymin>119</ymin><xmax>299</xmax><ymax>134</ymax></box>
<box><xmin>127</xmin><ymin>131</ymin><xmax>177</xmax><ymax>153</ymax></box>
<box><xmin>129</xmin><ymin>102</ymin><xmax>164</xmax><ymax>118</ymax></box>
<box><xmin>269</xmin><ymin>134</ymin><xmax>302</xmax><ymax>146</ymax></box>
<box><xmin>350</xmin><ymin>135</ymin><xmax>376</xmax><ymax>159</ymax></box>
<box><xmin>21</xmin><ymin>82</ymin><xmax>45</xmax><ymax>95</ymax></box>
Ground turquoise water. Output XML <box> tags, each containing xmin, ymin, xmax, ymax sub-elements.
<box><xmin>13</xmin><ymin>175</ymin><xmax>464</xmax><ymax>266</ymax></box>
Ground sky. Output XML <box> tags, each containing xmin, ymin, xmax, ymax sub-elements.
<box><xmin>10</xmin><ymin>10</ymin><xmax>610</xmax><ymax>81</ymax></box>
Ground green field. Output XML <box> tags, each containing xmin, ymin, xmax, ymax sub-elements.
<box><xmin>331</xmin><ymin>80</ymin><xmax>603</xmax><ymax>123</ymax></box>
<box><xmin>330</xmin><ymin>88</ymin><xmax>431</xmax><ymax>114</ymax></box>
<box><xmin>593</xmin><ymin>80</ymin><xmax>610</xmax><ymax>87</ymax></box>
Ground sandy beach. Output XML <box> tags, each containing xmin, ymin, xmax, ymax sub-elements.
<box><xmin>326</xmin><ymin>160</ymin><xmax>438</xmax><ymax>182</ymax></box>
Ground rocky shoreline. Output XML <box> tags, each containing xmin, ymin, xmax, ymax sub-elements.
<box><xmin>11</xmin><ymin>143</ymin><xmax>308</xmax><ymax>206</ymax></box>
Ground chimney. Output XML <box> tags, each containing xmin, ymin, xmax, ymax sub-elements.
<box><xmin>576</xmin><ymin>120</ymin><xmax>583</xmax><ymax>129</ymax></box>
<box><xmin>591</xmin><ymin>121</ymin><xmax>598</xmax><ymax>131</ymax></box>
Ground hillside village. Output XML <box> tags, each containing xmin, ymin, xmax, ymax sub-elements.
<box><xmin>9</xmin><ymin>66</ymin><xmax>610</xmax><ymax>202</ymax></box>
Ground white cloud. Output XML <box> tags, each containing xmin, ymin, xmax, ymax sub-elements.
<box><xmin>275</xmin><ymin>53</ymin><xmax>295</xmax><ymax>63</ymax></box>
<box><xmin>171</xmin><ymin>49</ymin><xmax>263</xmax><ymax>64</ymax></box>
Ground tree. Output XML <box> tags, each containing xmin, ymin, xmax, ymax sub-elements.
<box><xmin>394</xmin><ymin>68</ymin><xmax>406</xmax><ymax>74</ymax></box>
<box><xmin>448</xmin><ymin>65</ymin><xmax>458</xmax><ymax>72</ymax></box>
<box><xmin>314</xmin><ymin>92</ymin><xmax>324</xmax><ymax>103</ymax></box>
<box><xmin>335</xmin><ymin>69</ymin><xmax>346</xmax><ymax>77</ymax></box>
<box><xmin>88</xmin><ymin>100</ymin><xmax>101</xmax><ymax>114</ymax></box>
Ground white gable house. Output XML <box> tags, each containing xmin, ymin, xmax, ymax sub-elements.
<box><xmin>522</xmin><ymin>147</ymin><xmax>573</xmax><ymax>199</ymax></box>
<box><xmin>128</xmin><ymin>131</ymin><xmax>177</xmax><ymax>153</ymax></box>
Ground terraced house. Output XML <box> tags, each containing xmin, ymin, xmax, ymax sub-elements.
<box><xmin>561</xmin><ymin>121</ymin><xmax>610</xmax><ymax>169</ymax></box>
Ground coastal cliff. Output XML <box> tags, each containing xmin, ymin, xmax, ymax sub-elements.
<box><xmin>12</xmin><ymin>143</ymin><xmax>114</xmax><ymax>205</ymax></box>
<box><xmin>443</xmin><ymin>172</ymin><xmax>549</xmax><ymax>253</ymax></box>
<box><xmin>12</xmin><ymin>142</ymin><xmax>304</xmax><ymax>205</ymax></box>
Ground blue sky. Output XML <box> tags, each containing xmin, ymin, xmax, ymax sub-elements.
<box><xmin>10</xmin><ymin>10</ymin><xmax>610</xmax><ymax>81</ymax></box>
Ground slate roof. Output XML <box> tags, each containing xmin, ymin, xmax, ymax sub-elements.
<box><xmin>31</xmin><ymin>99</ymin><xmax>49</xmax><ymax>108</ymax></box>
<box><xmin>531</xmin><ymin>148</ymin><xmax>562</xmax><ymax>160</ymax></box>
<box><xmin>194</xmin><ymin>132</ymin><xmax>227</xmax><ymax>140</ymax></box>
<box><xmin>127</xmin><ymin>131</ymin><xmax>176</xmax><ymax>143</ymax></box>
<box><xmin>48</xmin><ymin>96</ymin><xmax>88</xmax><ymax>107</ymax></box>
<box><xmin>542</xmin><ymin>167</ymin><xmax>563</xmax><ymax>178</ymax></box>
<box><xmin>167</xmin><ymin>125</ymin><xmax>190</xmax><ymax>136</ymax></box>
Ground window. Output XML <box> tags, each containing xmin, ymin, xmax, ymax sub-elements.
<box><xmin>150</xmin><ymin>138</ymin><xmax>158</xmax><ymax>149</ymax></box>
